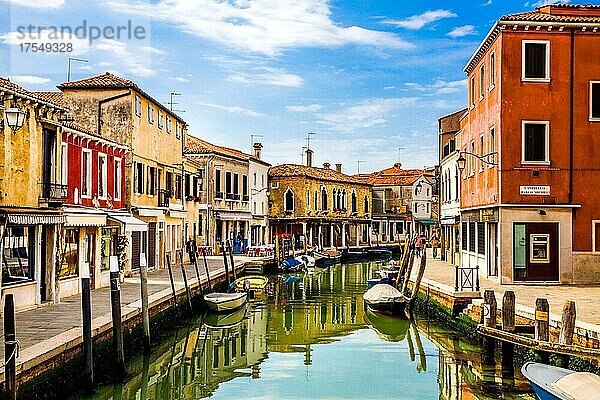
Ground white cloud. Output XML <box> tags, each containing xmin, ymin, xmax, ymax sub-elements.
<box><xmin>384</xmin><ymin>86</ymin><xmax>396</xmax><ymax>91</ymax></box>
<box><xmin>106</xmin><ymin>0</ymin><xmax>413</xmax><ymax>56</ymax></box>
<box><xmin>447</xmin><ymin>25</ymin><xmax>477</xmax><ymax>38</ymax></box>
<box><xmin>286</xmin><ymin>104</ymin><xmax>322</xmax><ymax>112</ymax></box>
<box><xmin>316</xmin><ymin>97</ymin><xmax>418</xmax><ymax>132</ymax></box>
<box><xmin>8</xmin><ymin>75</ymin><xmax>51</xmax><ymax>85</ymax></box>
<box><xmin>405</xmin><ymin>79</ymin><xmax>467</xmax><ymax>95</ymax></box>
<box><xmin>482</xmin><ymin>0</ymin><xmax>493</xmax><ymax>5</ymax></box>
<box><xmin>382</xmin><ymin>10</ymin><xmax>457</xmax><ymax>30</ymax></box>
<box><xmin>228</xmin><ymin>67</ymin><xmax>303</xmax><ymax>88</ymax></box>
<box><xmin>531</xmin><ymin>0</ymin><xmax>570</xmax><ymax>7</ymax></box>
<box><xmin>95</xmin><ymin>39</ymin><xmax>157</xmax><ymax>77</ymax></box>
<box><xmin>170</xmin><ymin>76</ymin><xmax>190</xmax><ymax>82</ymax></box>
<box><xmin>98</xmin><ymin>61</ymin><xmax>113</xmax><ymax>67</ymax></box>
<box><xmin>3</xmin><ymin>0</ymin><xmax>64</xmax><ymax>8</ymax></box>
<box><xmin>199</xmin><ymin>101</ymin><xmax>265</xmax><ymax>117</ymax></box>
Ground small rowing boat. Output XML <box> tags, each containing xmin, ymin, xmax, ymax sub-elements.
<box><xmin>204</xmin><ymin>292</ymin><xmax>247</xmax><ymax>313</ymax></box>
<box><xmin>233</xmin><ymin>275</ymin><xmax>269</xmax><ymax>293</ymax></box>
<box><xmin>521</xmin><ymin>362</ymin><xmax>600</xmax><ymax>400</ymax></box>
<box><xmin>312</xmin><ymin>249</ymin><xmax>341</xmax><ymax>267</ymax></box>
<box><xmin>363</xmin><ymin>284</ymin><xmax>407</xmax><ymax>315</ymax></box>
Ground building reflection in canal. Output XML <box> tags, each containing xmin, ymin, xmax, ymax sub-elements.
<box><xmin>83</xmin><ymin>262</ymin><xmax>534</xmax><ymax>400</ymax></box>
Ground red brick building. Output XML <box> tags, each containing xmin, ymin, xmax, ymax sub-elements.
<box><xmin>460</xmin><ymin>4</ymin><xmax>600</xmax><ymax>283</ymax></box>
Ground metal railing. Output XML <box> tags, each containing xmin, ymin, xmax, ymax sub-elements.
<box><xmin>158</xmin><ymin>189</ymin><xmax>170</xmax><ymax>207</ymax></box>
<box><xmin>40</xmin><ymin>182</ymin><xmax>68</xmax><ymax>201</ymax></box>
<box><xmin>215</xmin><ymin>191</ymin><xmax>223</xmax><ymax>199</ymax></box>
<box><xmin>242</xmin><ymin>195</ymin><xmax>249</xmax><ymax>202</ymax></box>
<box><xmin>455</xmin><ymin>265</ymin><xmax>480</xmax><ymax>292</ymax></box>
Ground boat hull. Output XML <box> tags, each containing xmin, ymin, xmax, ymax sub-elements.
<box><xmin>364</xmin><ymin>299</ymin><xmax>406</xmax><ymax>315</ymax></box>
<box><xmin>312</xmin><ymin>251</ymin><xmax>341</xmax><ymax>267</ymax></box>
<box><xmin>233</xmin><ymin>275</ymin><xmax>268</xmax><ymax>292</ymax></box>
<box><xmin>204</xmin><ymin>292</ymin><xmax>248</xmax><ymax>313</ymax></box>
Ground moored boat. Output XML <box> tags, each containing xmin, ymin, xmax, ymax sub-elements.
<box><xmin>204</xmin><ymin>292</ymin><xmax>247</xmax><ymax>313</ymax></box>
<box><xmin>363</xmin><ymin>283</ymin><xmax>407</xmax><ymax>315</ymax></box>
<box><xmin>521</xmin><ymin>362</ymin><xmax>600</xmax><ymax>400</ymax></box>
<box><xmin>279</xmin><ymin>258</ymin><xmax>306</xmax><ymax>272</ymax></box>
<box><xmin>233</xmin><ymin>275</ymin><xmax>269</xmax><ymax>293</ymax></box>
<box><xmin>312</xmin><ymin>249</ymin><xmax>342</xmax><ymax>267</ymax></box>
<box><xmin>366</xmin><ymin>248</ymin><xmax>393</xmax><ymax>261</ymax></box>
<box><xmin>296</xmin><ymin>254</ymin><xmax>316</xmax><ymax>268</ymax></box>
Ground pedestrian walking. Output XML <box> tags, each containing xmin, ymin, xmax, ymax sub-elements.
<box><xmin>431</xmin><ymin>234</ymin><xmax>440</xmax><ymax>259</ymax></box>
<box><xmin>414</xmin><ymin>234</ymin><xmax>422</xmax><ymax>258</ymax></box>
<box><xmin>185</xmin><ymin>237</ymin><xmax>197</xmax><ymax>265</ymax></box>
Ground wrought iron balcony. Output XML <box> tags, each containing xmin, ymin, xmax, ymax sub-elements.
<box><xmin>242</xmin><ymin>195</ymin><xmax>249</xmax><ymax>202</ymax></box>
<box><xmin>215</xmin><ymin>191</ymin><xmax>224</xmax><ymax>199</ymax></box>
<box><xmin>40</xmin><ymin>182</ymin><xmax>68</xmax><ymax>203</ymax></box>
<box><xmin>158</xmin><ymin>189</ymin><xmax>170</xmax><ymax>207</ymax></box>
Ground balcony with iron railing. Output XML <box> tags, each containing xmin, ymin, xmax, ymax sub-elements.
<box><xmin>215</xmin><ymin>191</ymin><xmax>224</xmax><ymax>200</ymax></box>
<box><xmin>39</xmin><ymin>182</ymin><xmax>68</xmax><ymax>204</ymax></box>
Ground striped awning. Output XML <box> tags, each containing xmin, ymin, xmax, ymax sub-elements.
<box><xmin>216</xmin><ymin>211</ymin><xmax>252</xmax><ymax>221</ymax></box>
<box><xmin>63</xmin><ymin>207</ymin><xmax>107</xmax><ymax>227</ymax></box>
<box><xmin>6</xmin><ymin>213</ymin><xmax>65</xmax><ymax>225</ymax></box>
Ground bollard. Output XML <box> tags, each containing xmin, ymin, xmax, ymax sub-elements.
<box><xmin>109</xmin><ymin>256</ymin><xmax>125</xmax><ymax>376</ymax></box>
<box><xmin>139</xmin><ymin>253</ymin><xmax>151</xmax><ymax>351</ymax></box>
<box><xmin>202</xmin><ymin>249</ymin><xmax>213</xmax><ymax>292</ymax></box>
<box><xmin>559</xmin><ymin>300</ymin><xmax>576</xmax><ymax>345</ymax></box>
<box><xmin>81</xmin><ymin>262</ymin><xmax>94</xmax><ymax>390</ymax></box>
<box><xmin>502</xmin><ymin>291</ymin><xmax>516</xmax><ymax>333</ymax></box>
<box><xmin>483</xmin><ymin>289</ymin><xmax>497</xmax><ymax>328</ymax></box>
<box><xmin>535</xmin><ymin>298</ymin><xmax>549</xmax><ymax>342</ymax></box>
<box><xmin>4</xmin><ymin>294</ymin><xmax>17</xmax><ymax>400</ymax></box>
<box><xmin>178</xmin><ymin>250</ymin><xmax>193</xmax><ymax>313</ymax></box>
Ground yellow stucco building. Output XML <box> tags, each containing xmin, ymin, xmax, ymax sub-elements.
<box><xmin>268</xmin><ymin>157</ymin><xmax>373</xmax><ymax>249</ymax></box>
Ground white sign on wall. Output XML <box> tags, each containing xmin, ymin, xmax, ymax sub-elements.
<box><xmin>520</xmin><ymin>185</ymin><xmax>550</xmax><ymax>196</ymax></box>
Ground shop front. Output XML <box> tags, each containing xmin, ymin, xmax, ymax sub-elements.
<box><xmin>0</xmin><ymin>209</ymin><xmax>64</xmax><ymax>310</ymax></box>
<box><xmin>460</xmin><ymin>208</ymin><xmax>499</xmax><ymax>280</ymax></box>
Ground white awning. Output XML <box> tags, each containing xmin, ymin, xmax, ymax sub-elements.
<box><xmin>168</xmin><ymin>209</ymin><xmax>187</xmax><ymax>219</ymax></box>
<box><xmin>107</xmin><ymin>212</ymin><xmax>148</xmax><ymax>232</ymax></box>
<box><xmin>63</xmin><ymin>207</ymin><xmax>107</xmax><ymax>227</ymax></box>
<box><xmin>216</xmin><ymin>211</ymin><xmax>252</xmax><ymax>221</ymax></box>
<box><xmin>5</xmin><ymin>212</ymin><xmax>65</xmax><ymax>225</ymax></box>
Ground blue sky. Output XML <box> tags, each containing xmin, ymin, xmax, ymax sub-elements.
<box><xmin>0</xmin><ymin>0</ymin><xmax>567</xmax><ymax>173</ymax></box>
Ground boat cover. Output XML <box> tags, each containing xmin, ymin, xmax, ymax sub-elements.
<box><xmin>363</xmin><ymin>284</ymin><xmax>405</xmax><ymax>303</ymax></box>
<box><xmin>553</xmin><ymin>372</ymin><xmax>600</xmax><ymax>400</ymax></box>
<box><xmin>283</xmin><ymin>258</ymin><xmax>303</xmax><ymax>268</ymax></box>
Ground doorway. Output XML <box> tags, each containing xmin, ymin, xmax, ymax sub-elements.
<box><xmin>487</xmin><ymin>223</ymin><xmax>498</xmax><ymax>277</ymax></box>
<box><xmin>513</xmin><ymin>223</ymin><xmax>559</xmax><ymax>281</ymax></box>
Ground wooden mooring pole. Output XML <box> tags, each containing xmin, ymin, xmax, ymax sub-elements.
<box><xmin>139</xmin><ymin>254</ymin><xmax>151</xmax><ymax>351</ymax></box>
<box><xmin>81</xmin><ymin>262</ymin><xmax>94</xmax><ymax>391</ymax></box>
<box><xmin>109</xmin><ymin>257</ymin><xmax>125</xmax><ymax>377</ymax></box>
<box><xmin>202</xmin><ymin>249</ymin><xmax>213</xmax><ymax>292</ymax></box>
<box><xmin>227</xmin><ymin>241</ymin><xmax>237</xmax><ymax>281</ymax></box>
<box><xmin>408</xmin><ymin>252</ymin><xmax>427</xmax><ymax>306</ymax></box>
<box><xmin>500</xmin><ymin>290</ymin><xmax>515</xmax><ymax>383</ymax></box>
<box><xmin>535</xmin><ymin>297</ymin><xmax>550</xmax><ymax>363</ymax></box>
<box><xmin>178</xmin><ymin>250</ymin><xmax>193</xmax><ymax>313</ymax></box>
<box><xmin>165</xmin><ymin>253</ymin><xmax>178</xmax><ymax>310</ymax></box>
<box><xmin>502</xmin><ymin>291</ymin><xmax>515</xmax><ymax>333</ymax></box>
<box><xmin>400</xmin><ymin>250</ymin><xmax>415</xmax><ymax>295</ymax></box>
<box><xmin>4</xmin><ymin>294</ymin><xmax>17</xmax><ymax>400</ymax></box>
<box><xmin>221</xmin><ymin>242</ymin><xmax>231</xmax><ymax>286</ymax></box>
<box><xmin>483</xmin><ymin>290</ymin><xmax>497</xmax><ymax>328</ymax></box>
<box><xmin>557</xmin><ymin>300</ymin><xmax>576</xmax><ymax>367</ymax></box>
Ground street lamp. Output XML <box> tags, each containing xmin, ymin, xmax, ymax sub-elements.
<box><xmin>456</xmin><ymin>151</ymin><xmax>497</xmax><ymax>173</ymax></box>
<box><xmin>4</xmin><ymin>104</ymin><xmax>27</xmax><ymax>132</ymax></box>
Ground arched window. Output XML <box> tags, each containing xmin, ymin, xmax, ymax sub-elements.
<box><xmin>351</xmin><ymin>191</ymin><xmax>357</xmax><ymax>213</ymax></box>
<box><xmin>333</xmin><ymin>189</ymin><xmax>338</xmax><ymax>209</ymax></box>
<box><xmin>364</xmin><ymin>196</ymin><xmax>369</xmax><ymax>214</ymax></box>
<box><xmin>284</xmin><ymin>188</ymin><xmax>294</xmax><ymax>212</ymax></box>
<box><xmin>314</xmin><ymin>190</ymin><xmax>319</xmax><ymax>210</ymax></box>
<box><xmin>307</xmin><ymin>190</ymin><xmax>311</xmax><ymax>211</ymax></box>
<box><xmin>321</xmin><ymin>187</ymin><xmax>328</xmax><ymax>210</ymax></box>
<box><xmin>342</xmin><ymin>190</ymin><xmax>347</xmax><ymax>210</ymax></box>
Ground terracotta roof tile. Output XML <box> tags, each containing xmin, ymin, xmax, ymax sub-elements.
<box><xmin>355</xmin><ymin>165</ymin><xmax>427</xmax><ymax>186</ymax></box>
<box><xmin>501</xmin><ymin>9</ymin><xmax>600</xmax><ymax>23</ymax></box>
<box><xmin>269</xmin><ymin>164</ymin><xmax>370</xmax><ymax>185</ymax></box>
<box><xmin>57</xmin><ymin>72</ymin><xmax>138</xmax><ymax>90</ymax></box>
<box><xmin>33</xmin><ymin>91</ymin><xmax>65</xmax><ymax>107</ymax></box>
<box><xmin>0</xmin><ymin>77</ymin><xmax>67</xmax><ymax>110</ymax></box>
<box><xmin>184</xmin><ymin>135</ymin><xmax>254</xmax><ymax>161</ymax></box>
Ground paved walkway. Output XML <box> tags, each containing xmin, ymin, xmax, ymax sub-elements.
<box><xmin>0</xmin><ymin>255</ymin><xmax>245</xmax><ymax>360</ymax></box>
<box><xmin>410</xmin><ymin>249</ymin><xmax>600</xmax><ymax>331</ymax></box>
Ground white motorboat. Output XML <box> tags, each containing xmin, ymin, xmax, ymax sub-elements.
<box><xmin>204</xmin><ymin>292</ymin><xmax>247</xmax><ymax>312</ymax></box>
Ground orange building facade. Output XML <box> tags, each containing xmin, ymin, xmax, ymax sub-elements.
<box><xmin>460</xmin><ymin>4</ymin><xmax>600</xmax><ymax>283</ymax></box>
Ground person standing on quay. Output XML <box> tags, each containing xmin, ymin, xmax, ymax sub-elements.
<box><xmin>186</xmin><ymin>237</ymin><xmax>197</xmax><ymax>265</ymax></box>
<box><xmin>430</xmin><ymin>234</ymin><xmax>440</xmax><ymax>259</ymax></box>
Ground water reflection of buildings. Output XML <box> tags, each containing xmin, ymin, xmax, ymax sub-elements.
<box><xmin>269</xmin><ymin>264</ymin><xmax>370</xmax><ymax>354</ymax></box>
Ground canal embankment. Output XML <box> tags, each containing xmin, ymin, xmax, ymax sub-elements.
<box><xmin>0</xmin><ymin>256</ymin><xmax>247</xmax><ymax>391</ymax></box>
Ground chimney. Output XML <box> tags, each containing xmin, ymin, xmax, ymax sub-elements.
<box><xmin>253</xmin><ymin>142</ymin><xmax>263</xmax><ymax>159</ymax></box>
<box><xmin>335</xmin><ymin>163</ymin><xmax>342</xmax><ymax>173</ymax></box>
<box><xmin>306</xmin><ymin>148</ymin><xmax>313</xmax><ymax>167</ymax></box>
<box><xmin>394</xmin><ymin>162</ymin><xmax>402</xmax><ymax>170</ymax></box>
<box><xmin>323</xmin><ymin>162</ymin><xmax>330</xmax><ymax>169</ymax></box>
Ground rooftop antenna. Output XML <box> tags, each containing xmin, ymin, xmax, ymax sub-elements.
<box><xmin>306</xmin><ymin>132</ymin><xmax>316</xmax><ymax>151</ymax></box>
<box><xmin>168</xmin><ymin>92</ymin><xmax>185</xmax><ymax>113</ymax></box>
<box><xmin>67</xmin><ymin>57</ymin><xmax>88</xmax><ymax>82</ymax></box>
<box><xmin>251</xmin><ymin>134</ymin><xmax>264</xmax><ymax>152</ymax></box>
<box><xmin>357</xmin><ymin>160</ymin><xmax>366</xmax><ymax>174</ymax></box>
<box><xmin>397</xmin><ymin>147</ymin><xmax>405</xmax><ymax>163</ymax></box>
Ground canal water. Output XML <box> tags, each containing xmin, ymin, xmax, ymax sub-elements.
<box><xmin>80</xmin><ymin>262</ymin><xmax>536</xmax><ymax>400</ymax></box>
